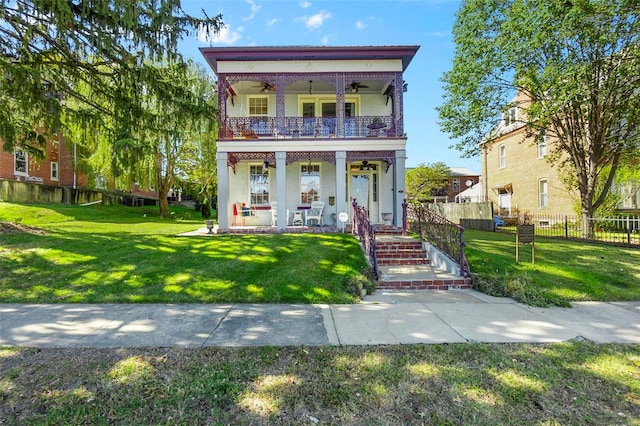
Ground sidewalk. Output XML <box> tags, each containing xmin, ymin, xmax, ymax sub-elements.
<box><xmin>1</xmin><ymin>290</ymin><xmax>638</xmax><ymax>347</ymax></box>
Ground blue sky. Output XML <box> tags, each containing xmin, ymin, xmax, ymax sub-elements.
<box><xmin>178</xmin><ymin>0</ymin><xmax>480</xmax><ymax>173</ymax></box>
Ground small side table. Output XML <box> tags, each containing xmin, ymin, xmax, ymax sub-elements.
<box><xmin>291</xmin><ymin>211</ymin><xmax>304</xmax><ymax>226</ymax></box>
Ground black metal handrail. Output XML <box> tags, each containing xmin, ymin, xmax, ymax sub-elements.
<box><xmin>352</xmin><ymin>198</ymin><xmax>379</xmax><ymax>279</ymax></box>
<box><xmin>405</xmin><ymin>201</ymin><xmax>470</xmax><ymax>277</ymax></box>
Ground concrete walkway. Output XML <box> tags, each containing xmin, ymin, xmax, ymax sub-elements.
<box><xmin>1</xmin><ymin>290</ymin><xmax>638</xmax><ymax>347</ymax></box>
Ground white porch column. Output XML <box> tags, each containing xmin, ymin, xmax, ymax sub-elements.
<box><xmin>275</xmin><ymin>151</ymin><xmax>287</xmax><ymax>229</ymax></box>
<box><xmin>393</xmin><ymin>150</ymin><xmax>407</xmax><ymax>227</ymax></box>
<box><xmin>335</xmin><ymin>151</ymin><xmax>347</xmax><ymax>223</ymax></box>
<box><xmin>216</xmin><ymin>152</ymin><xmax>230</xmax><ymax>230</ymax></box>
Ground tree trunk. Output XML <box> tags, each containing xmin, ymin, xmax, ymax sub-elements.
<box><xmin>158</xmin><ymin>185</ymin><xmax>170</xmax><ymax>218</ymax></box>
<box><xmin>156</xmin><ymin>151</ymin><xmax>172</xmax><ymax>218</ymax></box>
<box><xmin>580</xmin><ymin>189</ymin><xmax>594</xmax><ymax>239</ymax></box>
<box><xmin>581</xmin><ymin>211</ymin><xmax>593</xmax><ymax>239</ymax></box>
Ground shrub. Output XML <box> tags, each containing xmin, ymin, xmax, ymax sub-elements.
<box><xmin>471</xmin><ymin>272</ymin><xmax>570</xmax><ymax>307</ymax></box>
<box><xmin>201</xmin><ymin>197</ymin><xmax>211</xmax><ymax>219</ymax></box>
<box><xmin>344</xmin><ymin>268</ymin><xmax>376</xmax><ymax>299</ymax></box>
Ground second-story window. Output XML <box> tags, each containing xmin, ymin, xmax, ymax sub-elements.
<box><xmin>538</xmin><ymin>133</ymin><xmax>548</xmax><ymax>158</ymax></box>
<box><xmin>453</xmin><ymin>179</ymin><xmax>460</xmax><ymax>192</ymax></box>
<box><xmin>51</xmin><ymin>162</ymin><xmax>59</xmax><ymax>181</ymax></box>
<box><xmin>499</xmin><ymin>144</ymin><xmax>506</xmax><ymax>168</ymax></box>
<box><xmin>248</xmin><ymin>96</ymin><xmax>268</xmax><ymax>116</ymax></box>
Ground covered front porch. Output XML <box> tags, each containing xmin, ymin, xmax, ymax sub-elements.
<box><xmin>215</xmin><ymin>148</ymin><xmax>407</xmax><ymax>232</ymax></box>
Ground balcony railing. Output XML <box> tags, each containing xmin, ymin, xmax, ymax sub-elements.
<box><xmin>220</xmin><ymin>116</ymin><xmax>400</xmax><ymax>139</ymax></box>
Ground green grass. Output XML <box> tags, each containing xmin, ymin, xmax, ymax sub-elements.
<box><xmin>1</xmin><ymin>203</ymin><xmax>639</xmax><ymax>423</ymax></box>
<box><xmin>1</xmin><ymin>342</ymin><xmax>638</xmax><ymax>424</ymax></box>
<box><xmin>2</xmin><ymin>201</ymin><xmax>640</xmax><ymax>306</ymax></box>
<box><xmin>0</xmin><ymin>202</ymin><xmax>370</xmax><ymax>304</ymax></box>
<box><xmin>463</xmin><ymin>229</ymin><xmax>640</xmax><ymax>306</ymax></box>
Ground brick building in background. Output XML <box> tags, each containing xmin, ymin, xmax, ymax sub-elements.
<box><xmin>1</xmin><ymin>136</ymin><xmax>159</xmax><ymax>205</ymax></box>
<box><xmin>481</xmin><ymin>101</ymin><xmax>577</xmax><ymax>217</ymax></box>
<box><xmin>443</xmin><ymin>167</ymin><xmax>480</xmax><ymax>203</ymax></box>
<box><xmin>0</xmin><ymin>135</ymin><xmax>87</xmax><ymax>188</ymax></box>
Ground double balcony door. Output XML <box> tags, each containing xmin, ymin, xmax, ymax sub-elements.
<box><xmin>302</xmin><ymin>101</ymin><xmax>356</xmax><ymax>118</ymax></box>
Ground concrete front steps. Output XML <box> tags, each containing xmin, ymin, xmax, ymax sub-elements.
<box><xmin>375</xmin><ymin>232</ymin><xmax>472</xmax><ymax>290</ymax></box>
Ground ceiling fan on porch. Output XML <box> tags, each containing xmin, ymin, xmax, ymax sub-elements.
<box><xmin>359</xmin><ymin>160</ymin><xmax>377</xmax><ymax>171</ymax></box>
<box><xmin>347</xmin><ymin>81</ymin><xmax>369</xmax><ymax>93</ymax></box>
<box><xmin>262</xmin><ymin>160</ymin><xmax>276</xmax><ymax>172</ymax></box>
<box><xmin>254</xmin><ymin>81</ymin><xmax>276</xmax><ymax>92</ymax></box>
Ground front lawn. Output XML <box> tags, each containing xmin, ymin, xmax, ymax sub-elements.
<box><xmin>3</xmin><ymin>202</ymin><xmax>639</xmax><ymax>306</ymax></box>
<box><xmin>0</xmin><ymin>202</ymin><xmax>370</xmax><ymax>304</ymax></box>
<box><xmin>463</xmin><ymin>229</ymin><xmax>640</xmax><ymax>306</ymax></box>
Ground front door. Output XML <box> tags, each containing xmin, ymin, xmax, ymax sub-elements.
<box><xmin>349</xmin><ymin>170</ymin><xmax>379</xmax><ymax>222</ymax></box>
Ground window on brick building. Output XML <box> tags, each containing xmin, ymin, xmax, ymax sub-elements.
<box><xmin>14</xmin><ymin>150</ymin><xmax>27</xmax><ymax>175</ymax></box>
<box><xmin>538</xmin><ymin>133</ymin><xmax>548</xmax><ymax>158</ymax></box>
<box><xmin>503</xmin><ymin>107</ymin><xmax>517</xmax><ymax>127</ymax></box>
<box><xmin>499</xmin><ymin>144</ymin><xmax>506</xmax><ymax>168</ymax></box>
<box><xmin>51</xmin><ymin>162</ymin><xmax>59</xmax><ymax>181</ymax></box>
<box><xmin>539</xmin><ymin>178</ymin><xmax>548</xmax><ymax>208</ymax></box>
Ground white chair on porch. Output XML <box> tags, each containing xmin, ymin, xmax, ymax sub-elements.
<box><xmin>270</xmin><ymin>201</ymin><xmax>289</xmax><ymax>226</ymax></box>
<box><xmin>304</xmin><ymin>200</ymin><xmax>325</xmax><ymax>226</ymax></box>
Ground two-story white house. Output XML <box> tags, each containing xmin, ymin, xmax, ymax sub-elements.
<box><xmin>200</xmin><ymin>45</ymin><xmax>419</xmax><ymax>231</ymax></box>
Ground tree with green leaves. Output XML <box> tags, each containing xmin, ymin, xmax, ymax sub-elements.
<box><xmin>74</xmin><ymin>60</ymin><xmax>218</xmax><ymax>218</ymax></box>
<box><xmin>147</xmin><ymin>62</ymin><xmax>218</xmax><ymax>218</ymax></box>
<box><xmin>0</xmin><ymin>0</ymin><xmax>222</xmax><ymax>157</ymax></box>
<box><xmin>594</xmin><ymin>154</ymin><xmax>640</xmax><ymax>217</ymax></box>
<box><xmin>1</xmin><ymin>1</ymin><xmax>223</xmax><ymax>217</ymax></box>
<box><xmin>405</xmin><ymin>162</ymin><xmax>451</xmax><ymax>202</ymax></box>
<box><xmin>438</xmin><ymin>0</ymin><xmax>640</xmax><ymax>236</ymax></box>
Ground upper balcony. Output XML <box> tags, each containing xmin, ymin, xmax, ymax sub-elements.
<box><xmin>215</xmin><ymin>75</ymin><xmax>407</xmax><ymax>141</ymax></box>
<box><xmin>200</xmin><ymin>45</ymin><xmax>420</xmax><ymax>142</ymax></box>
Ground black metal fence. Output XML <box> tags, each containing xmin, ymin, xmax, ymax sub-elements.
<box><xmin>497</xmin><ymin>214</ymin><xmax>640</xmax><ymax>247</ymax></box>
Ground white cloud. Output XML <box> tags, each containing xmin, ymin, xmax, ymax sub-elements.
<box><xmin>355</xmin><ymin>21</ymin><xmax>366</xmax><ymax>30</ymax></box>
<box><xmin>266</xmin><ymin>18</ymin><xmax>279</xmax><ymax>28</ymax></box>
<box><xmin>243</xmin><ymin>0</ymin><xmax>261</xmax><ymax>21</ymax></box>
<box><xmin>197</xmin><ymin>25</ymin><xmax>243</xmax><ymax>45</ymax></box>
<box><xmin>299</xmin><ymin>1</ymin><xmax>312</xmax><ymax>8</ymax></box>
<box><xmin>305</xmin><ymin>11</ymin><xmax>332</xmax><ymax>30</ymax></box>
<box><xmin>426</xmin><ymin>30</ymin><xmax>451</xmax><ymax>38</ymax></box>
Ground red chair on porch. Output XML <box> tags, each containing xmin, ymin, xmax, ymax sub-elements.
<box><xmin>233</xmin><ymin>202</ymin><xmax>254</xmax><ymax>225</ymax></box>
<box><xmin>233</xmin><ymin>202</ymin><xmax>244</xmax><ymax>225</ymax></box>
